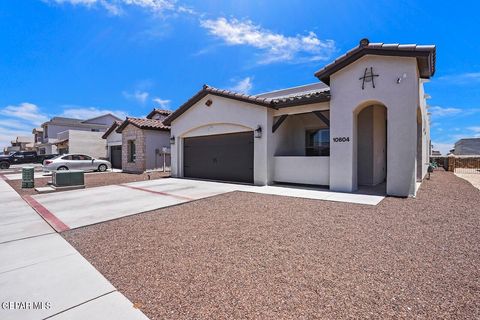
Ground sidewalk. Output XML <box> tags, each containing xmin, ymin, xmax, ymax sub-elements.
<box><xmin>0</xmin><ymin>179</ymin><xmax>148</xmax><ymax>320</ymax></box>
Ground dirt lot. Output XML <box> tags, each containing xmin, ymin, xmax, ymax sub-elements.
<box><xmin>63</xmin><ymin>171</ymin><xmax>480</xmax><ymax>319</ymax></box>
<box><xmin>5</xmin><ymin>171</ymin><xmax>170</xmax><ymax>196</ymax></box>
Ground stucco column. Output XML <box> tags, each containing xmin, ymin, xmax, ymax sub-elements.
<box><xmin>387</xmin><ymin>104</ymin><xmax>417</xmax><ymax>196</ymax></box>
<box><xmin>329</xmin><ymin>100</ymin><xmax>356</xmax><ymax>192</ymax></box>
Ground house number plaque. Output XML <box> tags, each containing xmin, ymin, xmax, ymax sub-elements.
<box><xmin>333</xmin><ymin>137</ymin><xmax>350</xmax><ymax>142</ymax></box>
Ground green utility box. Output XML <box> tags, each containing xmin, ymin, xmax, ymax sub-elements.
<box><xmin>52</xmin><ymin>170</ymin><xmax>85</xmax><ymax>187</ymax></box>
<box><xmin>21</xmin><ymin>166</ymin><xmax>35</xmax><ymax>188</ymax></box>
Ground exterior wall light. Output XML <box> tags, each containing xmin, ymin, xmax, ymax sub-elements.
<box><xmin>170</xmin><ymin>136</ymin><xmax>175</xmax><ymax>144</ymax></box>
<box><xmin>254</xmin><ymin>125</ymin><xmax>262</xmax><ymax>138</ymax></box>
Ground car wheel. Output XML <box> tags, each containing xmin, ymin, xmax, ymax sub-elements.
<box><xmin>57</xmin><ymin>166</ymin><xmax>68</xmax><ymax>171</ymax></box>
<box><xmin>98</xmin><ymin>164</ymin><xmax>107</xmax><ymax>172</ymax></box>
<box><xmin>0</xmin><ymin>162</ymin><xmax>9</xmax><ymax>169</ymax></box>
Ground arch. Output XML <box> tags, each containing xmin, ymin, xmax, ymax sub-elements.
<box><xmin>353</xmin><ymin>99</ymin><xmax>389</xmax><ymax>115</ymax></box>
<box><xmin>180</xmin><ymin>122</ymin><xmax>253</xmax><ymax>138</ymax></box>
<box><xmin>354</xmin><ymin>101</ymin><xmax>388</xmax><ymax>192</ymax></box>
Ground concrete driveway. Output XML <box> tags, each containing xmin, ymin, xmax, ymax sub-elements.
<box><xmin>30</xmin><ymin>178</ymin><xmax>384</xmax><ymax>231</ymax></box>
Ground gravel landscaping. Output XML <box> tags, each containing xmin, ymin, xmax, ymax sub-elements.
<box><xmin>5</xmin><ymin>171</ymin><xmax>170</xmax><ymax>196</ymax></box>
<box><xmin>63</xmin><ymin>171</ymin><xmax>480</xmax><ymax>319</ymax></box>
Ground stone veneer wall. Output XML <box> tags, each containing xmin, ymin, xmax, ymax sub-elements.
<box><xmin>121</xmin><ymin>124</ymin><xmax>146</xmax><ymax>173</ymax></box>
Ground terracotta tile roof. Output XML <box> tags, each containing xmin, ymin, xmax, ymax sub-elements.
<box><xmin>146</xmin><ymin>109</ymin><xmax>173</xmax><ymax>119</ymax></box>
<box><xmin>116</xmin><ymin>117</ymin><xmax>170</xmax><ymax>133</ymax></box>
<box><xmin>163</xmin><ymin>85</ymin><xmax>330</xmax><ymax>125</ymax></box>
<box><xmin>314</xmin><ymin>38</ymin><xmax>436</xmax><ymax>84</ymax></box>
<box><xmin>102</xmin><ymin>120</ymin><xmax>123</xmax><ymax>139</ymax></box>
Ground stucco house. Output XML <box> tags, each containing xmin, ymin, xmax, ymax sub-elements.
<box><xmin>36</xmin><ymin>113</ymin><xmax>121</xmax><ymax>156</ymax></box>
<box><xmin>115</xmin><ymin>109</ymin><xmax>172</xmax><ymax>173</ymax></box>
<box><xmin>452</xmin><ymin>138</ymin><xmax>480</xmax><ymax>155</ymax></box>
<box><xmin>102</xmin><ymin>120</ymin><xmax>123</xmax><ymax>169</ymax></box>
<box><xmin>165</xmin><ymin>39</ymin><xmax>436</xmax><ymax>197</ymax></box>
<box><xmin>3</xmin><ymin>136</ymin><xmax>35</xmax><ymax>154</ymax></box>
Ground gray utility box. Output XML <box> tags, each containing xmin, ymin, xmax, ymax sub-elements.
<box><xmin>52</xmin><ymin>170</ymin><xmax>85</xmax><ymax>187</ymax></box>
<box><xmin>22</xmin><ymin>166</ymin><xmax>35</xmax><ymax>188</ymax></box>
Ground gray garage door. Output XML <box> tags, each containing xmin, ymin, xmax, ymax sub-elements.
<box><xmin>184</xmin><ymin>131</ymin><xmax>254</xmax><ymax>183</ymax></box>
<box><xmin>110</xmin><ymin>145</ymin><xmax>122</xmax><ymax>169</ymax></box>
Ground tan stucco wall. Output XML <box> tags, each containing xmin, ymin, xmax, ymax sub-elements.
<box><xmin>170</xmin><ymin>94</ymin><xmax>272</xmax><ymax>185</ymax></box>
<box><xmin>329</xmin><ymin>55</ymin><xmax>421</xmax><ymax>196</ymax></box>
<box><xmin>68</xmin><ymin>130</ymin><xmax>106</xmax><ymax>159</ymax></box>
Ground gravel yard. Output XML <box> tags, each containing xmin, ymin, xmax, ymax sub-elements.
<box><xmin>63</xmin><ymin>171</ymin><xmax>480</xmax><ymax>319</ymax></box>
<box><xmin>5</xmin><ymin>171</ymin><xmax>170</xmax><ymax>196</ymax></box>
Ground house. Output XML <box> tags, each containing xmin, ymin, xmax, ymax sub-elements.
<box><xmin>102</xmin><ymin>120</ymin><xmax>123</xmax><ymax>169</ymax></box>
<box><xmin>36</xmin><ymin>113</ymin><xmax>121</xmax><ymax>156</ymax></box>
<box><xmin>115</xmin><ymin>109</ymin><xmax>172</xmax><ymax>173</ymax></box>
<box><xmin>165</xmin><ymin>39</ymin><xmax>435</xmax><ymax>197</ymax></box>
<box><xmin>3</xmin><ymin>136</ymin><xmax>35</xmax><ymax>154</ymax></box>
<box><xmin>452</xmin><ymin>138</ymin><xmax>480</xmax><ymax>155</ymax></box>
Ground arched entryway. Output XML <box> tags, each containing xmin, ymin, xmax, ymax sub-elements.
<box><xmin>355</xmin><ymin>104</ymin><xmax>387</xmax><ymax>191</ymax></box>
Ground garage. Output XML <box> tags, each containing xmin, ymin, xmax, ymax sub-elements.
<box><xmin>183</xmin><ymin>131</ymin><xmax>254</xmax><ymax>183</ymax></box>
<box><xmin>110</xmin><ymin>145</ymin><xmax>122</xmax><ymax>169</ymax></box>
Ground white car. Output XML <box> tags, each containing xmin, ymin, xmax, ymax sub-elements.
<box><xmin>43</xmin><ymin>154</ymin><xmax>111</xmax><ymax>172</ymax></box>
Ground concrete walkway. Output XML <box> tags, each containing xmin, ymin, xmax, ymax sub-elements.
<box><xmin>0</xmin><ymin>179</ymin><xmax>148</xmax><ymax>320</ymax></box>
<box><xmin>30</xmin><ymin>178</ymin><xmax>384</xmax><ymax>232</ymax></box>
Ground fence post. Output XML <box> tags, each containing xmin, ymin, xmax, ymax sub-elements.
<box><xmin>447</xmin><ymin>155</ymin><xmax>455</xmax><ymax>172</ymax></box>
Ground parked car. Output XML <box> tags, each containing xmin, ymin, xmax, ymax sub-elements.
<box><xmin>0</xmin><ymin>151</ymin><xmax>57</xmax><ymax>169</ymax></box>
<box><xmin>43</xmin><ymin>154</ymin><xmax>111</xmax><ymax>172</ymax></box>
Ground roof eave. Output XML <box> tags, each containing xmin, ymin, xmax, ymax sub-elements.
<box><xmin>163</xmin><ymin>87</ymin><xmax>274</xmax><ymax>126</ymax></box>
<box><xmin>314</xmin><ymin>47</ymin><xmax>436</xmax><ymax>85</ymax></box>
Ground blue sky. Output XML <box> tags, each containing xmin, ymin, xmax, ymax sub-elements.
<box><xmin>0</xmin><ymin>0</ymin><xmax>479</xmax><ymax>154</ymax></box>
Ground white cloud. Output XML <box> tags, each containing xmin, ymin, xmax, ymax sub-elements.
<box><xmin>122</xmin><ymin>90</ymin><xmax>149</xmax><ymax>103</ymax></box>
<box><xmin>152</xmin><ymin>97</ymin><xmax>171</xmax><ymax>109</ymax></box>
<box><xmin>431</xmin><ymin>141</ymin><xmax>454</xmax><ymax>155</ymax></box>
<box><xmin>468</xmin><ymin>127</ymin><xmax>480</xmax><ymax>138</ymax></box>
<box><xmin>0</xmin><ymin>102</ymin><xmax>49</xmax><ymax>150</ymax></box>
<box><xmin>46</xmin><ymin>0</ymin><xmax>176</xmax><ymax>15</ymax></box>
<box><xmin>438</xmin><ymin>72</ymin><xmax>480</xmax><ymax>83</ymax></box>
<box><xmin>0</xmin><ymin>103</ymin><xmax>49</xmax><ymax>126</ymax></box>
<box><xmin>229</xmin><ymin>77</ymin><xmax>253</xmax><ymax>94</ymax></box>
<box><xmin>429</xmin><ymin>106</ymin><xmax>462</xmax><ymax>117</ymax></box>
<box><xmin>200</xmin><ymin>17</ymin><xmax>335</xmax><ymax>64</ymax></box>
<box><xmin>60</xmin><ymin>106</ymin><xmax>128</xmax><ymax>119</ymax></box>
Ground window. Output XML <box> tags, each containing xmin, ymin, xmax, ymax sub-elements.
<box><xmin>128</xmin><ymin>140</ymin><xmax>136</xmax><ymax>163</ymax></box>
<box><xmin>62</xmin><ymin>155</ymin><xmax>73</xmax><ymax>160</ymax></box>
<box><xmin>305</xmin><ymin>129</ymin><xmax>330</xmax><ymax>156</ymax></box>
<box><xmin>91</xmin><ymin>128</ymin><xmax>100</xmax><ymax>132</ymax></box>
<box><xmin>72</xmin><ymin>155</ymin><xmax>92</xmax><ymax>160</ymax></box>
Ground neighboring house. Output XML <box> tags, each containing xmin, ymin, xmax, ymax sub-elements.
<box><xmin>116</xmin><ymin>111</ymin><xmax>171</xmax><ymax>173</ymax></box>
<box><xmin>37</xmin><ymin>113</ymin><xmax>121</xmax><ymax>155</ymax></box>
<box><xmin>452</xmin><ymin>138</ymin><xmax>480</xmax><ymax>155</ymax></box>
<box><xmin>32</xmin><ymin>128</ymin><xmax>45</xmax><ymax>154</ymax></box>
<box><xmin>165</xmin><ymin>39</ymin><xmax>436</xmax><ymax>197</ymax></box>
<box><xmin>431</xmin><ymin>150</ymin><xmax>442</xmax><ymax>156</ymax></box>
<box><xmin>54</xmin><ymin>130</ymin><xmax>106</xmax><ymax>159</ymax></box>
<box><xmin>4</xmin><ymin>136</ymin><xmax>35</xmax><ymax>154</ymax></box>
<box><xmin>102</xmin><ymin>120</ymin><xmax>123</xmax><ymax>169</ymax></box>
